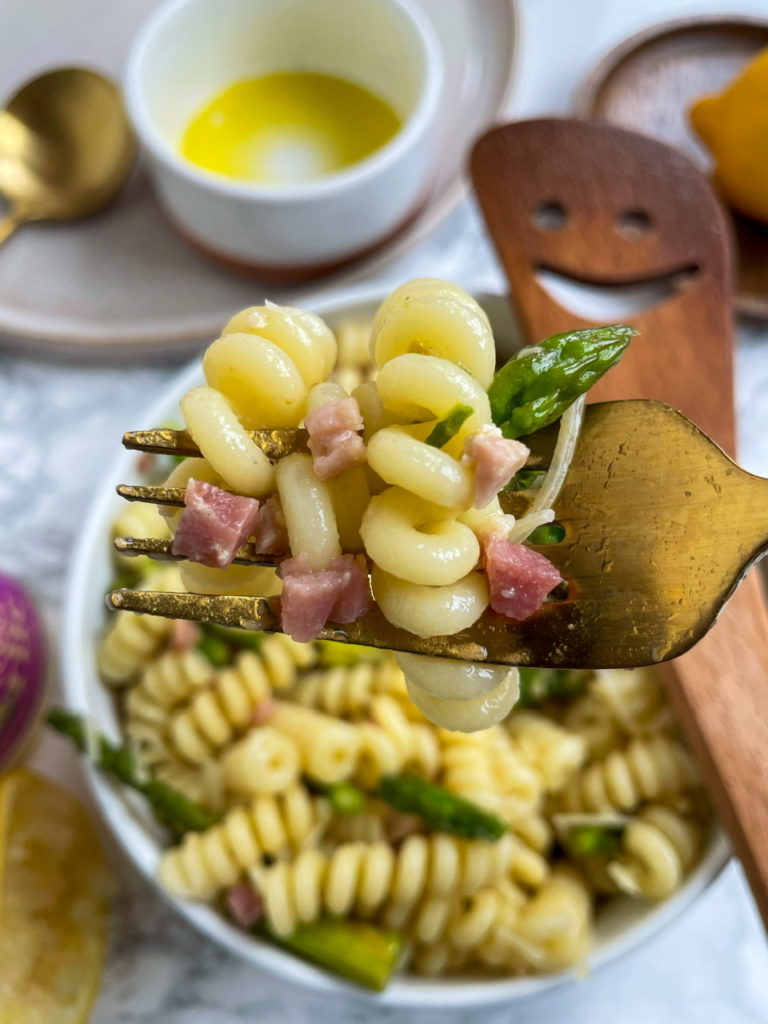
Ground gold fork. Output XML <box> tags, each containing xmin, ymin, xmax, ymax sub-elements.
<box><xmin>109</xmin><ymin>399</ymin><xmax>768</xmax><ymax>669</ymax></box>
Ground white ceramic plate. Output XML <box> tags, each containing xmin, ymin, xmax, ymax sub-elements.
<box><xmin>0</xmin><ymin>0</ymin><xmax>517</xmax><ymax>358</ymax></box>
<box><xmin>61</xmin><ymin>282</ymin><xmax>728</xmax><ymax>1007</ymax></box>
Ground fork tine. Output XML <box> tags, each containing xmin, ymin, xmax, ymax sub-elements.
<box><xmin>121</xmin><ymin>424</ymin><xmax>556</xmax><ymax>465</ymax></box>
<box><xmin>106</xmin><ymin>585</ymin><xmax>586</xmax><ymax>666</ymax></box>
<box><xmin>113</xmin><ymin>536</ymin><xmax>282</xmax><ymax>568</ymax></box>
<box><xmin>117</xmin><ymin>484</ymin><xmax>186</xmax><ymax>507</ymax></box>
<box><xmin>122</xmin><ymin>427</ymin><xmax>310</xmax><ymax>460</ymax></box>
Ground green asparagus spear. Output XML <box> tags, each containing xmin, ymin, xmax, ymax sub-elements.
<box><xmin>425</xmin><ymin>403</ymin><xmax>474</xmax><ymax>448</ymax></box>
<box><xmin>489</xmin><ymin>325</ymin><xmax>636</xmax><ymax>438</ymax></box>
<box><xmin>526</xmin><ymin>523</ymin><xmax>565</xmax><ymax>545</ymax></box>
<box><xmin>199</xmin><ymin>621</ymin><xmax>265</xmax><ymax>652</ymax></box>
<box><xmin>377</xmin><ymin>773</ymin><xmax>506</xmax><ymax>841</ymax></box>
<box><xmin>561</xmin><ymin>823</ymin><xmax>625</xmax><ymax>857</ymax></box>
<box><xmin>316</xmin><ymin>639</ymin><xmax>384</xmax><ymax>667</ymax></box>
<box><xmin>47</xmin><ymin>708</ymin><xmax>220</xmax><ymax>833</ymax></box>
<box><xmin>258</xmin><ymin>917</ymin><xmax>405</xmax><ymax>991</ymax></box>
<box><xmin>308</xmin><ymin>779</ymin><xmax>367</xmax><ymax>815</ymax></box>
<box><xmin>503</xmin><ymin>468</ymin><xmax>546</xmax><ymax>492</ymax></box>
<box><xmin>197</xmin><ymin>629</ymin><xmax>233</xmax><ymax>667</ymax></box>
<box><xmin>517</xmin><ymin>667</ymin><xmax>589</xmax><ymax>707</ymax></box>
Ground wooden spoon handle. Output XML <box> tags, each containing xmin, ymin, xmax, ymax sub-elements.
<box><xmin>472</xmin><ymin>117</ymin><xmax>768</xmax><ymax>930</ymax></box>
<box><xmin>661</xmin><ymin>572</ymin><xmax>768</xmax><ymax>926</ymax></box>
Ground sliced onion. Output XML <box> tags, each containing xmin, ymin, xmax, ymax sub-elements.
<box><xmin>0</xmin><ymin>572</ymin><xmax>46</xmax><ymax>768</ymax></box>
<box><xmin>512</xmin><ymin>395</ymin><xmax>585</xmax><ymax>544</ymax></box>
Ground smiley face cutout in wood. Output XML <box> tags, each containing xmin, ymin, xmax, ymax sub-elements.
<box><xmin>471</xmin><ymin>118</ymin><xmax>735</xmax><ymax>450</ymax></box>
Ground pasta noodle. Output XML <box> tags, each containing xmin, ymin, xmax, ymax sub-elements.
<box><xmin>355</xmin><ymin>695</ymin><xmax>440</xmax><ymax>785</ymax></box>
<box><xmin>506</xmin><ymin>712</ymin><xmax>586</xmax><ymax>792</ymax></box>
<box><xmin>98</xmin><ymin>611</ymin><xmax>173</xmax><ymax>686</ymax></box>
<box><xmin>557</xmin><ymin>734</ymin><xmax>699</xmax><ymax>814</ymax></box>
<box><xmin>606</xmin><ymin>805</ymin><xmax>702</xmax><ymax>901</ymax></box>
<box><xmin>268</xmin><ymin>702</ymin><xmax>361</xmax><ymax>783</ymax></box>
<box><xmin>169</xmin><ymin>638</ymin><xmax>313</xmax><ymax>764</ymax></box>
<box><xmin>291</xmin><ymin>657</ymin><xmax>407</xmax><ymax>718</ymax></box>
<box><xmin>253</xmin><ymin>832</ymin><xmax>521</xmax><ymax>936</ymax></box>
<box><xmin>158</xmin><ymin>783</ymin><xmax>328</xmax><ymax>899</ymax></box>
<box><xmin>180</xmin><ymin>304</ymin><xmax>336</xmax><ymax>495</ymax></box>
<box><xmin>220</xmin><ymin>726</ymin><xmax>301</xmax><ymax>797</ymax></box>
<box><xmin>127</xmin><ymin>649</ymin><xmax>212</xmax><ymax>720</ymax></box>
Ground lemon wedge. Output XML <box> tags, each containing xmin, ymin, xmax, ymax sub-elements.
<box><xmin>0</xmin><ymin>769</ymin><xmax>112</xmax><ymax>1024</ymax></box>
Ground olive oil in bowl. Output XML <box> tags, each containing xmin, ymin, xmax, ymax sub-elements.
<box><xmin>181</xmin><ymin>72</ymin><xmax>402</xmax><ymax>185</ymax></box>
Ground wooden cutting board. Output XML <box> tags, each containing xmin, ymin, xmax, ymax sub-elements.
<box><xmin>472</xmin><ymin>118</ymin><xmax>768</xmax><ymax>928</ymax></box>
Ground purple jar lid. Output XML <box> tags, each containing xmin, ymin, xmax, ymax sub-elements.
<box><xmin>0</xmin><ymin>572</ymin><xmax>46</xmax><ymax>768</ymax></box>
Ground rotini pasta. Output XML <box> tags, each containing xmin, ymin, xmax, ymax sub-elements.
<box><xmin>169</xmin><ymin>637</ymin><xmax>313</xmax><ymax>764</ymax></box>
<box><xmin>606</xmin><ymin>804</ymin><xmax>703</xmax><ymax>901</ymax></box>
<box><xmin>557</xmin><ymin>734</ymin><xmax>699</xmax><ymax>814</ymax></box>
<box><xmin>221</xmin><ymin>726</ymin><xmax>301</xmax><ymax>797</ymax></box>
<box><xmin>253</xmin><ymin>832</ymin><xmax>522</xmax><ymax>936</ymax></box>
<box><xmin>98</xmin><ymin>612</ymin><xmax>172</xmax><ymax>686</ymax></box>
<box><xmin>127</xmin><ymin>648</ymin><xmax>212</xmax><ymax>721</ymax></box>
<box><xmin>158</xmin><ymin>784</ymin><xmax>328</xmax><ymax>899</ymax></box>
<box><xmin>355</xmin><ymin>695</ymin><xmax>440</xmax><ymax>786</ymax></box>
<box><xmin>291</xmin><ymin>657</ymin><xmax>407</xmax><ymax>718</ymax></box>
<box><xmin>506</xmin><ymin>711</ymin><xmax>586</xmax><ymax>792</ymax></box>
<box><xmin>269</xmin><ymin>702</ymin><xmax>361</xmax><ymax>783</ymax></box>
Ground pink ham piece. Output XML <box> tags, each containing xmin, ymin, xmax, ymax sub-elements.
<box><xmin>464</xmin><ymin>426</ymin><xmax>530</xmax><ymax>509</ymax></box>
<box><xmin>171</xmin><ymin>479</ymin><xmax>261</xmax><ymax>569</ymax></box>
<box><xmin>485</xmin><ymin>533</ymin><xmax>563</xmax><ymax>621</ymax></box>
<box><xmin>277</xmin><ymin>553</ymin><xmax>372</xmax><ymax>643</ymax></box>
<box><xmin>250</xmin><ymin>698</ymin><xmax>275</xmax><ymax>726</ymax></box>
<box><xmin>226</xmin><ymin>883</ymin><xmax>264</xmax><ymax>928</ymax></box>
<box><xmin>168</xmin><ymin>619</ymin><xmax>202</xmax><ymax>651</ymax></box>
<box><xmin>250</xmin><ymin>496</ymin><xmax>288</xmax><ymax>555</ymax></box>
<box><xmin>305</xmin><ymin>397</ymin><xmax>366</xmax><ymax>481</ymax></box>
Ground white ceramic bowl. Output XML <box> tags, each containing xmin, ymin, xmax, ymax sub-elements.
<box><xmin>61</xmin><ymin>283</ymin><xmax>729</xmax><ymax>1007</ymax></box>
<box><xmin>125</xmin><ymin>0</ymin><xmax>444</xmax><ymax>276</ymax></box>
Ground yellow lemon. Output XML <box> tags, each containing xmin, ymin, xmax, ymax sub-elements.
<box><xmin>0</xmin><ymin>769</ymin><xmax>112</xmax><ymax>1024</ymax></box>
<box><xmin>690</xmin><ymin>48</ymin><xmax>768</xmax><ymax>223</ymax></box>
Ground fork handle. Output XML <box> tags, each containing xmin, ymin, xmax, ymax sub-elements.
<box><xmin>661</xmin><ymin>570</ymin><xmax>768</xmax><ymax>929</ymax></box>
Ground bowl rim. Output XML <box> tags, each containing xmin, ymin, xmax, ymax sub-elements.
<box><xmin>124</xmin><ymin>0</ymin><xmax>445</xmax><ymax>202</ymax></box>
<box><xmin>60</xmin><ymin>280</ymin><xmax>730</xmax><ymax>1007</ymax></box>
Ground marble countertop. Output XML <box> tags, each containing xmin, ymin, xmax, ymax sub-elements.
<box><xmin>2</xmin><ymin>0</ymin><xmax>768</xmax><ymax>1019</ymax></box>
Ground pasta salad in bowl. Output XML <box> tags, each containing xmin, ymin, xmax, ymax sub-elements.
<box><xmin>60</xmin><ymin>282</ymin><xmax>728</xmax><ymax>1006</ymax></box>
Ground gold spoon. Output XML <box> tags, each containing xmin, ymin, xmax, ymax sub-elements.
<box><xmin>0</xmin><ymin>67</ymin><xmax>136</xmax><ymax>245</ymax></box>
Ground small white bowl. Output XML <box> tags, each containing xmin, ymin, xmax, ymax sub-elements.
<box><xmin>125</xmin><ymin>0</ymin><xmax>444</xmax><ymax>279</ymax></box>
<box><xmin>61</xmin><ymin>283</ymin><xmax>729</xmax><ymax>1007</ymax></box>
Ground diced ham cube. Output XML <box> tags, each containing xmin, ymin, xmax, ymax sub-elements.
<box><xmin>277</xmin><ymin>553</ymin><xmax>372</xmax><ymax>643</ymax></box>
<box><xmin>171</xmin><ymin>479</ymin><xmax>261</xmax><ymax>569</ymax></box>
<box><xmin>305</xmin><ymin>398</ymin><xmax>366</xmax><ymax>481</ymax></box>
<box><xmin>251</xmin><ymin>496</ymin><xmax>288</xmax><ymax>555</ymax></box>
<box><xmin>226</xmin><ymin>883</ymin><xmax>264</xmax><ymax>927</ymax></box>
<box><xmin>251</xmin><ymin>698</ymin><xmax>275</xmax><ymax>726</ymax></box>
<box><xmin>463</xmin><ymin>426</ymin><xmax>530</xmax><ymax>509</ymax></box>
<box><xmin>169</xmin><ymin>619</ymin><xmax>202</xmax><ymax>651</ymax></box>
<box><xmin>485</xmin><ymin>533</ymin><xmax>563</xmax><ymax>621</ymax></box>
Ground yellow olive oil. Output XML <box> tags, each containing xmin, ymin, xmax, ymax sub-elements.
<box><xmin>181</xmin><ymin>72</ymin><xmax>402</xmax><ymax>184</ymax></box>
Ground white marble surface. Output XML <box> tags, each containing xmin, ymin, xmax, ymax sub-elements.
<box><xmin>2</xmin><ymin>0</ymin><xmax>768</xmax><ymax>1019</ymax></box>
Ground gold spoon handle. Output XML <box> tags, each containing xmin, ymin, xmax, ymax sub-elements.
<box><xmin>0</xmin><ymin>210</ymin><xmax>22</xmax><ymax>246</ymax></box>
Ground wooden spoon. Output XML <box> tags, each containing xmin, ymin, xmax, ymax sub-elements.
<box><xmin>471</xmin><ymin>118</ymin><xmax>768</xmax><ymax>929</ymax></box>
